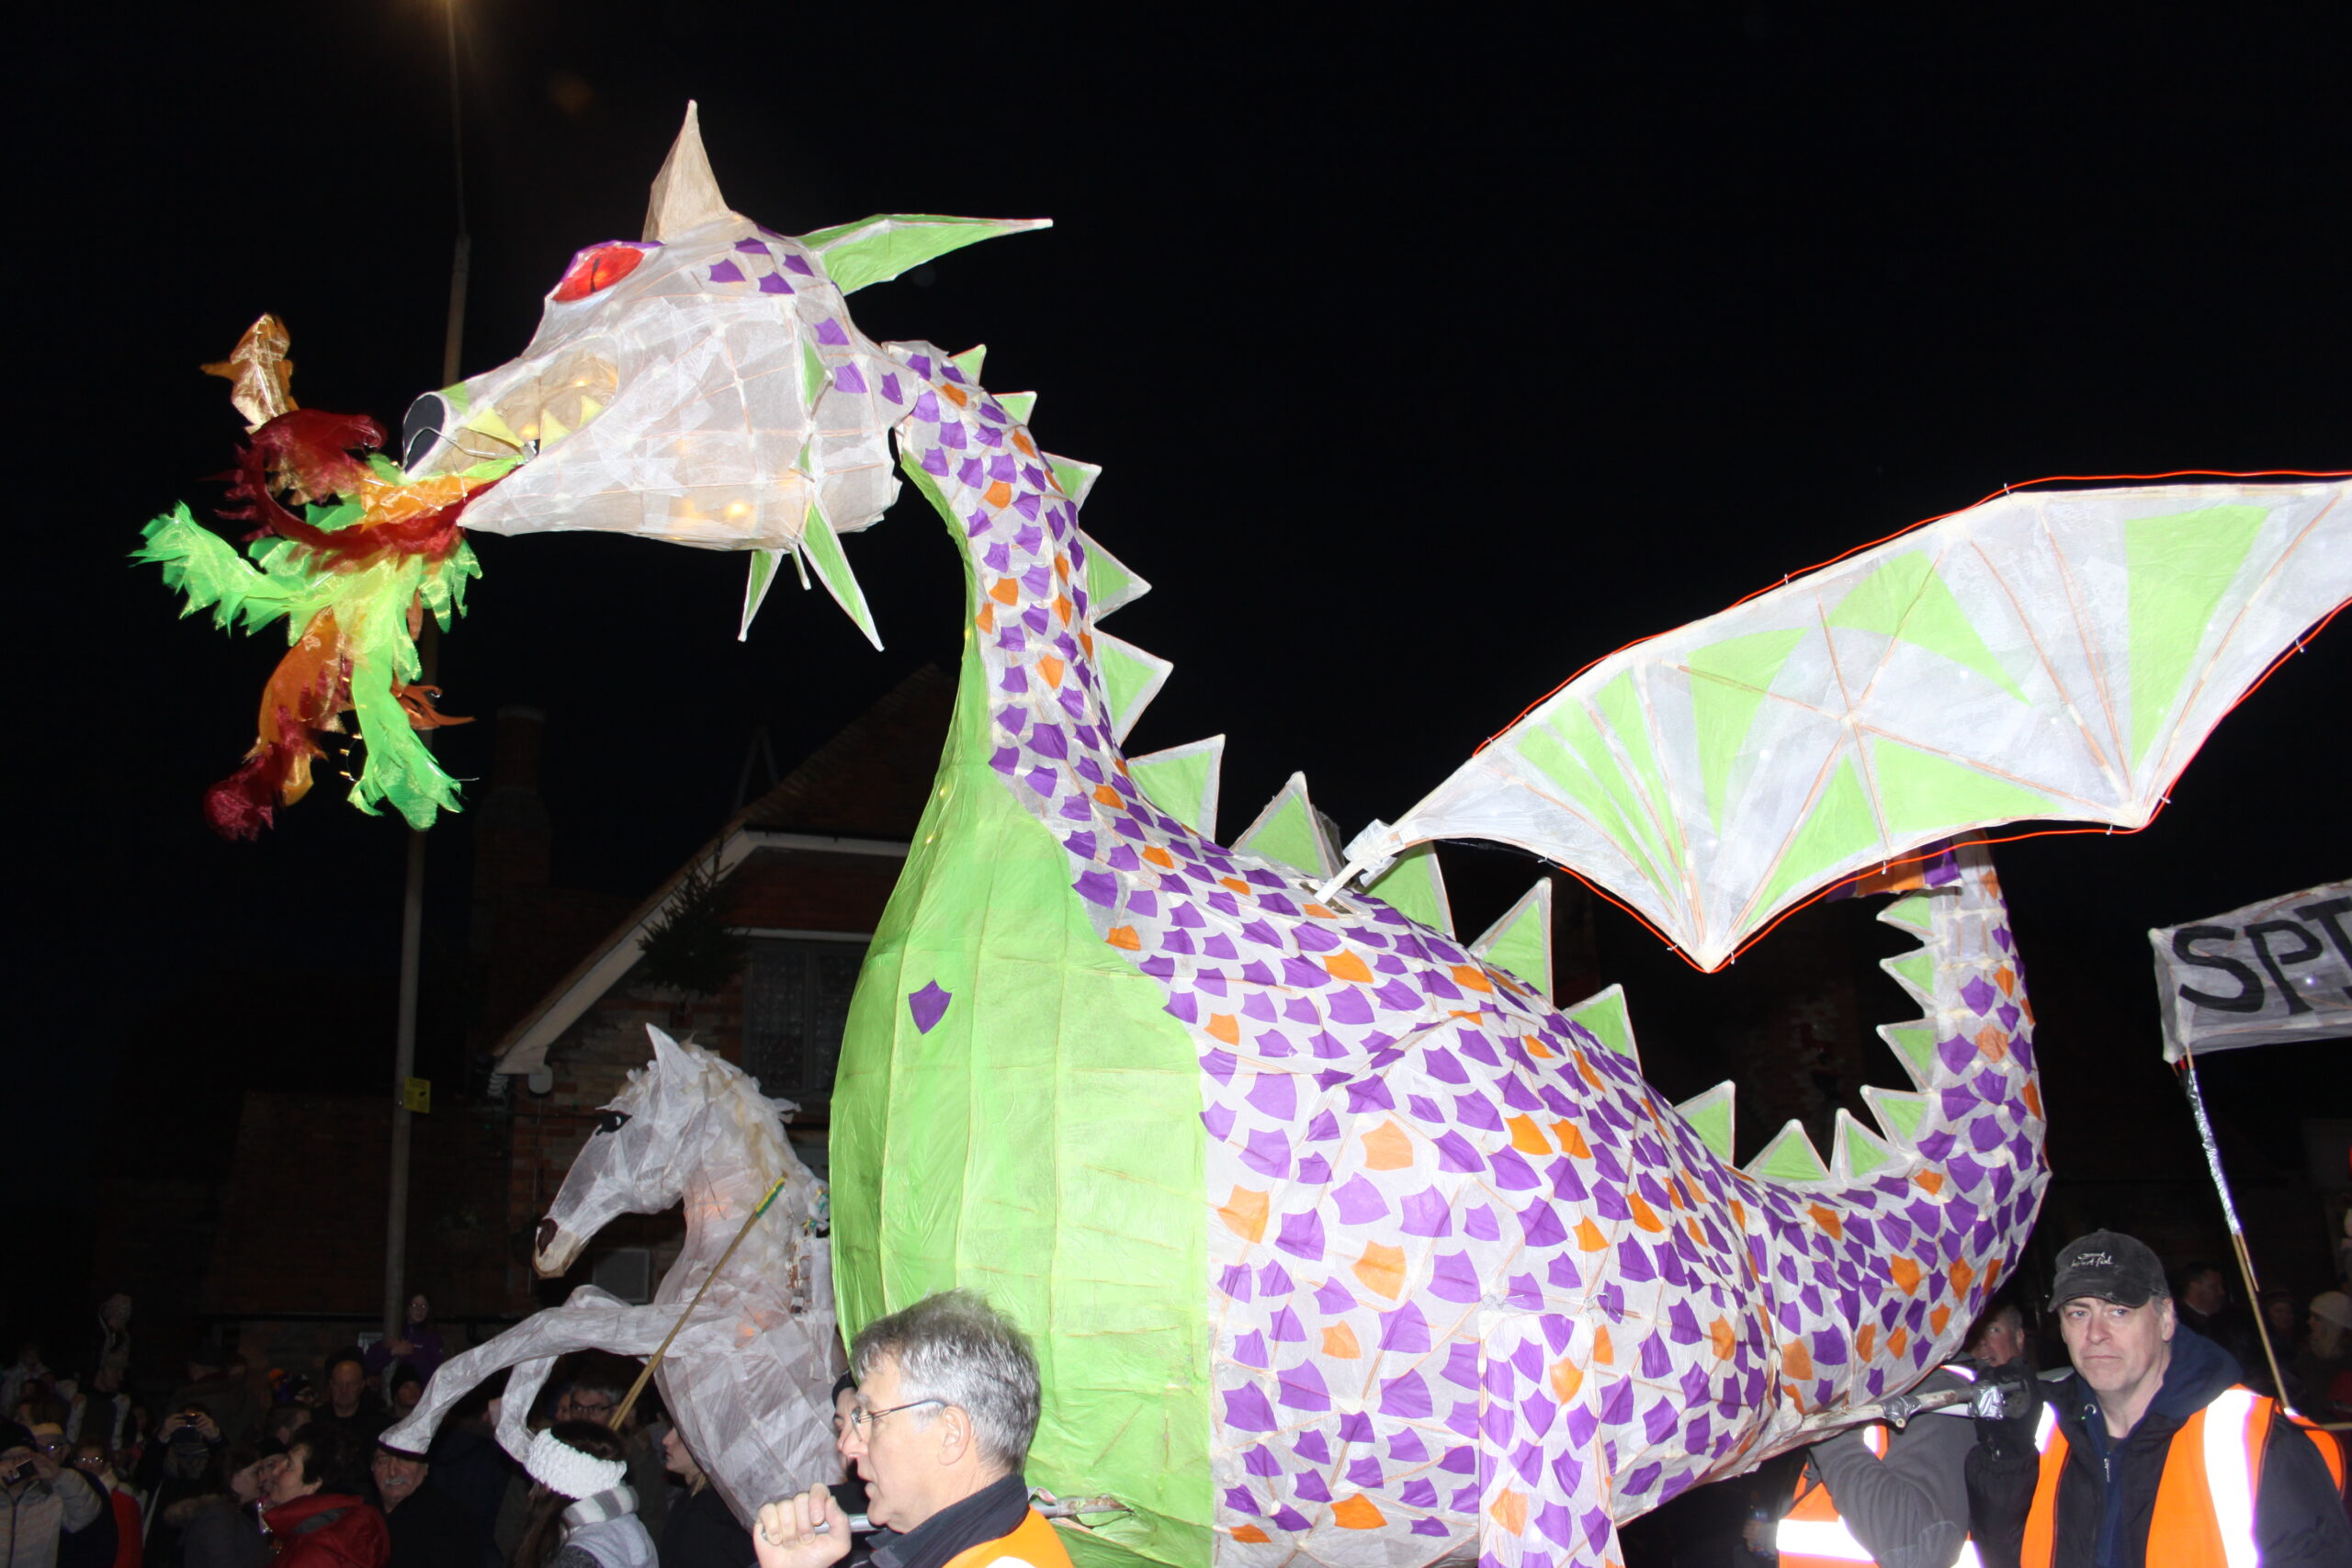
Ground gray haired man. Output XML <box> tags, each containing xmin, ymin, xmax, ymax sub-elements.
<box><xmin>755</xmin><ymin>1291</ymin><xmax>1072</xmax><ymax>1568</ymax></box>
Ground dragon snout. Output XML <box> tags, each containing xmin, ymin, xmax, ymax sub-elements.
<box><xmin>401</xmin><ymin>391</ymin><xmax>450</xmax><ymax>471</ymax></box>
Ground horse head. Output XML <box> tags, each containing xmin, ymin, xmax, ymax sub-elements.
<box><xmin>533</xmin><ymin>1026</ymin><xmax>730</xmax><ymax>1276</ymax></box>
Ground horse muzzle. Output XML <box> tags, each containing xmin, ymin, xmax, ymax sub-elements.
<box><xmin>533</xmin><ymin>1216</ymin><xmax>584</xmax><ymax>1277</ymax></box>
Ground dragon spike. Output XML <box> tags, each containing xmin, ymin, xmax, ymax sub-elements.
<box><xmin>798</xmin><ymin>502</ymin><xmax>882</xmax><ymax>649</ymax></box>
<box><xmin>1832</xmin><ymin>1107</ymin><xmax>1896</xmax><ymax>1180</ymax></box>
<box><xmin>1860</xmin><ymin>1083</ymin><xmax>1933</xmax><ymax>1150</ymax></box>
<box><xmin>1234</xmin><ymin>773</ymin><xmax>1342</xmax><ymax>880</ymax></box>
<box><xmin>796</xmin><ymin>219</ymin><xmax>1050</xmax><ymax>296</ymax></box>
<box><xmin>1077</xmin><ymin>531</ymin><xmax>1148</xmax><ymax>619</ymax></box>
<box><xmin>1091</xmin><ymin>631</ymin><xmax>1172</xmax><ymax>742</ymax></box>
<box><xmin>1673</xmin><ymin>1080</ymin><xmax>1736</xmax><ymax>1162</ymax></box>
<box><xmin>1470</xmin><ymin>879</ymin><xmax>1553</xmax><ymax>997</ymax></box>
<box><xmin>1877</xmin><ymin>1021</ymin><xmax>1939</xmax><ymax>1091</ymax></box>
<box><xmin>996</xmin><ymin>391</ymin><xmax>1037</xmax><ymax>423</ymax></box>
<box><xmin>1046</xmin><ymin>454</ymin><xmax>1102</xmax><ymax>507</ymax></box>
<box><xmin>950</xmin><ymin>344</ymin><xmax>987</xmax><ymax>382</ymax></box>
<box><xmin>739</xmin><ymin>548</ymin><xmax>786</xmax><ymax>641</ymax></box>
<box><xmin>1745</xmin><ymin>1120</ymin><xmax>1832</xmax><ymax>1184</ymax></box>
<box><xmin>1366</xmin><ymin>843</ymin><xmax>1453</xmax><ymax>937</ymax></box>
<box><xmin>1126</xmin><ymin>735</ymin><xmax>1225</xmax><ymax>840</ymax></box>
<box><xmin>643</xmin><ymin>102</ymin><xmax>735</xmax><ymax>242</ymax></box>
<box><xmin>1560</xmin><ymin>983</ymin><xmax>1639</xmax><ymax>1067</ymax></box>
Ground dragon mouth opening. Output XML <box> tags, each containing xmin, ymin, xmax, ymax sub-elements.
<box><xmin>402</xmin><ymin>354</ymin><xmax>618</xmax><ymax>479</ymax></box>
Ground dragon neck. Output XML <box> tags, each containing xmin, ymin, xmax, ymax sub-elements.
<box><xmin>1736</xmin><ymin>844</ymin><xmax>2047</xmax><ymax>1427</ymax></box>
<box><xmin>882</xmin><ymin>341</ymin><xmax>1136</xmax><ymax>794</ymax></box>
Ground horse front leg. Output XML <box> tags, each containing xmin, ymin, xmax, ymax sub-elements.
<box><xmin>383</xmin><ymin>1286</ymin><xmax>681</xmax><ymax>1461</ymax></box>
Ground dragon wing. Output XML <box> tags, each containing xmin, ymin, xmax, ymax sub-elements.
<box><xmin>1343</xmin><ymin>479</ymin><xmax>2349</xmax><ymax>971</ymax></box>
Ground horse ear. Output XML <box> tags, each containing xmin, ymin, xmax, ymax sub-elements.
<box><xmin>646</xmin><ymin>1024</ymin><xmax>690</xmax><ymax>1073</ymax></box>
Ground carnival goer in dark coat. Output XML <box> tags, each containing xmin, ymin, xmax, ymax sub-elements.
<box><xmin>1971</xmin><ymin>1231</ymin><xmax>2349</xmax><ymax>1568</ymax></box>
<box><xmin>370</xmin><ymin>1439</ymin><xmax>493</xmax><ymax>1568</ymax></box>
<box><xmin>303</xmin><ymin>1354</ymin><xmax>390</xmax><ymax>1450</ymax></box>
<box><xmin>661</xmin><ymin>1425</ymin><xmax>755</xmax><ymax>1568</ymax></box>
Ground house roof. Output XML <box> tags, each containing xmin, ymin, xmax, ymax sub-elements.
<box><xmin>735</xmin><ymin>664</ymin><xmax>956</xmax><ymax>835</ymax></box>
<box><xmin>492</xmin><ymin>665</ymin><xmax>956</xmax><ymax>1077</ymax></box>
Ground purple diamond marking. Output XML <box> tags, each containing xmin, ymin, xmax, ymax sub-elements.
<box><xmin>908</xmin><ymin>982</ymin><xmax>953</xmax><ymax>1034</ymax></box>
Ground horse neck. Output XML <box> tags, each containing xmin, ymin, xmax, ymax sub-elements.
<box><xmin>676</xmin><ymin>1092</ymin><xmax>793</xmax><ymax>1264</ymax></box>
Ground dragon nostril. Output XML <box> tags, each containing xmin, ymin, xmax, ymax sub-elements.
<box><xmin>535</xmin><ymin>1217</ymin><xmax>560</xmax><ymax>1257</ymax></box>
<box><xmin>401</xmin><ymin>391</ymin><xmax>450</xmax><ymax>472</ymax></box>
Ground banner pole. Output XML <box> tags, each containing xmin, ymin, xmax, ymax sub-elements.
<box><xmin>2173</xmin><ymin>1049</ymin><xmax>2298</xmax><ymax>1414</ymax></box>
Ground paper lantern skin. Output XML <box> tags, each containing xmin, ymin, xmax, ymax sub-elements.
<box><xmin>289</xmin><ymin>110</ymin><xmax>2346</xmax><ymax>1568</ymax></box>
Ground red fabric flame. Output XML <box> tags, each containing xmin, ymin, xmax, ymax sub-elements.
<box><xmin>219</xmin><ymin>409</ymin><xmax>479</xmax><ymax>566</ymax></box>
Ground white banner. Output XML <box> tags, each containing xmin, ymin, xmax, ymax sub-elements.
<box><xmin>2151</xmin><ymin>880</ymin><xmax>2352</xmax><ymax>1060</ymax></box>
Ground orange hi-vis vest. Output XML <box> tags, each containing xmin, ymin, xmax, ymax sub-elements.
<box><xmin>2020</xmin><ymin>1385</ymin><xmax>2346</xmax><ymax>1568</ymax></box>
<box><xmin>937</xmin><ymin>1507</ymin><xmax>1076</xmax><ymax>1568</ymax></box>
<box><xmin>1777</xmin><ymin>1419</ymin><xmax>1985</xmax><ymax>1567</ymax></box>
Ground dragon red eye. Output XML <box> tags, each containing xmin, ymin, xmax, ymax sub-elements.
<box><xmin>553</xmin><ymin>243</ymin><xmax>650</xmax><ymax>302</ymax></box>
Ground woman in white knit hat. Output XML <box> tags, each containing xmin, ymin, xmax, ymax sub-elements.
<box><xmin>511</xmin><ymin>1420</ymin><xmax>656</xmax><ymax>1568</ymax></box>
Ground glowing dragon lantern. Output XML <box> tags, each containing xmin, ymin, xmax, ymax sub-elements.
<box><xmin>146</xmin><ymin>107</ymin><xmax>2351</xmax><ymax>1568</ymax></box>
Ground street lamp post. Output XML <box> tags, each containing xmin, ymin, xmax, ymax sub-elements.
<box><xmin>386</xmin><ymin>0</ymin><xmax>469</xmax><ymax>1348</ymax></box>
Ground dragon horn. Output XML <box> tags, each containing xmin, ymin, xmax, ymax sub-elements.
<box><xmin>643</xmin><ymin>102</ymin><xmax>734</xmax><ymax>242</ymax></box>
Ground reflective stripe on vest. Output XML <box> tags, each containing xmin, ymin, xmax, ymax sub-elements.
<box><xmin>1776</xmin><ymin>1424</ymin><xmax>1983</xmax><ymax>1568</ymax></box>
<box><xmin>2018</xmin><ymin>1385</ymin><xmax>2341</xmax><ymax>1568</ymax></box>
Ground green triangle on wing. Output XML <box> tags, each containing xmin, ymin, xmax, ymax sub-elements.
<box><xmin>1673</xmin><ymin>1081</ymin><xmax>1736</xmax><ymax>1162</ymax></box>
<box><xmin>1561</xmin><ymin>983</ymin><xmax>1638</xmax><ymax>1066</ymax></box>
<box><xmin>798</xmin><ymin>502</ymin><xmax>882</xmax><ymax>650</ymax></box>
<box><xmin>1233</xmin><ymin>773</ymin><xmax>1339</xmax><ymax>879</ymax></box>
<box><xmin>1753</xmin><ymin>755</ymin><xmax>1884</xmax><ymax>924</ymax></box>
<box><xmin>1125</xmin><ymin>736</ymin><xmax>1224</xmax><ymax>840</ymax></box>
<box><xmin>1471</xmin><ymin>880</ymin><xmax>1553</xmax><ymax>998</ymax></box>
<box><xmin>1091</xmin><ymin>631</ymin><xmax>1171</xmax><ymax>743</ymax></box>
<box><xmin>1867</xmin><ymin>736</ymin><xmax>2056</xmax><ymax>843</ymax></box>
<box><xmin>2124</xmin><ymin>503</ymin><xmax>2267</xmax><ymax>769</ymax></box>
<box><xmin>1077</xmin><ymin>531</ymin><xmax>1148</xmax><ymax>619</ymax></box>
<box><xmin>797</xmin><ymin>214</ymin><xmax>1050</xmax><ymax>295</ymax></box>
<box><xmin>1746</xmin><ymin>1120</ymin><xmax>1831</xmax><ymax>1182</ymax></box>
<box><xmin>1827</xmin><ymin>548</ymin><xmax>2024</xmax><ymax>701</ymax></box>
<box><xmin>1687</xmin><ymin>627</ymin><xmax>1806</xmax><ymax>829</ymax></box>
<box><xmin>1366</xmin><ymin>843</ymin><xmax>1453</xmax><ymax>937</ymax></box>
<box><xmin>740</xmin><ymin>548</ymin><xmax>786</xmax><ymax>642</ymax></box>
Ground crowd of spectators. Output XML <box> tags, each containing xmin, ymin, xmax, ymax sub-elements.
<box><xmin>1</xmin><ymin>1293</ymin><xmax>778</xmax><ymax>1568</ymax></box>
<box><xmin>9</xmin><ymin>1238</ymin><xmax>2349</xmax><ymax>1568</ymax></box>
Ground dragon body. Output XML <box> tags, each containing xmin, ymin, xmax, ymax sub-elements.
<box><xmin>144</xmin><ymin>108</ymin><xmax>2348</xmax><ymax>1568</ymax></box>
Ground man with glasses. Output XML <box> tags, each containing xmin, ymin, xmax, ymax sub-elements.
<box><xmin>0</xmin><ymin>1418</ymin><xmax>111</xmax><ymax>1568</ymax></box>
<box><xmin>753</xmin><ymin>1292</ymin><xmax>1071</xmax><ymax>1568</ymax></box>
<box><xmin>553</xmin><ymin>1353</ymin><xmax>668</xmax><ymax>1537</ymax></box>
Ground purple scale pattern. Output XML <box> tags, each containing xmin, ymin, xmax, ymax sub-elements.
<box><xmin>874</xmin><ymin>335</ymin><xmax>2048</xmax><ymax>1568</ymax></box>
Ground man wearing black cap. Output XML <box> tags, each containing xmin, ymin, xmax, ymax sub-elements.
<box><xmin>1971</xmin><ymin>1229</ymin><xmax>2348</xmax><ymax>1567</ymax></box>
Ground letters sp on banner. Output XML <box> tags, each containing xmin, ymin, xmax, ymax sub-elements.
<box><xmin>2153</xmin><ymin>884</ymin><xmax>2352</xmax><ymax>1059</ymax></box>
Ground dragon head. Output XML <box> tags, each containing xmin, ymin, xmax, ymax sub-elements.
<box><xmin>143</xmin><ymin>104</ymin><xmax>1044</xmax><ymax>833</ymax></box>
<box><xmin>401</xmin><ymin>102</ymin><xmax>1046</xmax><ymax>642</ymax></box>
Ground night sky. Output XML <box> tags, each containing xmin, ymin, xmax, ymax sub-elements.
<box><xmin>18</xmin><ymin>5</ymin><xmax>2347</xmax><ymax>1323</ymax></box>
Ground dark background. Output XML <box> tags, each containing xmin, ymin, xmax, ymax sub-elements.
<box><xmin>13</xmin><ymin>0</ymin><xmax>2346</xmax><ymax>1483</ymax></box>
